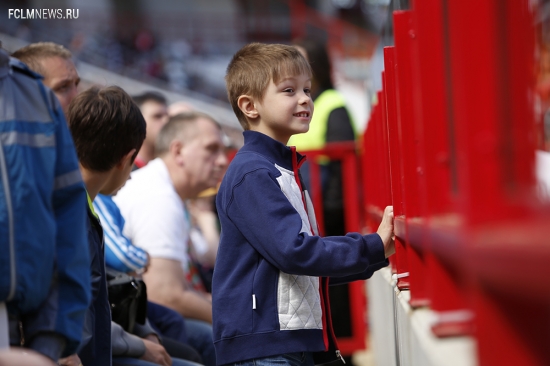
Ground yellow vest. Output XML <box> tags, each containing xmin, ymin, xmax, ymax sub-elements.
<box><xmin>288</xmin><ymin>89</ymin><xmax>355</xmax><ymax>152</ymax></box>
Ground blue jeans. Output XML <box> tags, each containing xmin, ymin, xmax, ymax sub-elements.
<box><xmin>114</xmin><ymin>357</ymin><xmax>202</xmax><ymax>366</ymax></box>
<box><xmin>148</xmin><ymin>301</ymin><xmax>188</xmax><ymax>344</ymax></box>
<box><xmin>147</xmin><ymin>301</ymin><xmax>216</xmax><ymax>366</ymax></box>
<box><xmin>185</xmin><ymin>318</ymin><xmax>216</xmax><ymax>366</ymax></box>
<box><xmin>226</xmin><ymin>352</ymin><xmax>314</xmax><ymax>366</ymax></box>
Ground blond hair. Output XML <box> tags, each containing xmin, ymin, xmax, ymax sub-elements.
<box><xmin>225</xmin><ymin>43</ymin><xmax>312</xmax><ymax>130</ymax></box>
<box><xmin>12</xmin><ymin>42</ymin><xmax>72</xmax><ymax>75</ymax></box>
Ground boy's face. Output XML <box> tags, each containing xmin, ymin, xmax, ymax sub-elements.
<box><xmin>252</xmin><ymin>73</ymin><xmax>313</xmax><ymax>144</ymax></box>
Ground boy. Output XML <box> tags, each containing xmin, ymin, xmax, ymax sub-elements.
<box><xmin>212</xmin><ymin>43</ymin><xmax>395</xmax><ymax>366</ymax></box>
<box><xmin>66</xmin><ymin>86</ymin><xmax>147</xmax><ymax>365</ymax></box>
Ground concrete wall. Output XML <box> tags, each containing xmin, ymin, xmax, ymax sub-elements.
<box><xmin>367</xmin><ymin>268</ymin><xmax>478</xmax><ymax>366</ymax></box>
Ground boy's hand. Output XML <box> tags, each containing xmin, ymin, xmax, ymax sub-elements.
<box><xmin>376</xmin><ymin>206</ymin><xmax>395</xmax><ymax>258</ymax></box>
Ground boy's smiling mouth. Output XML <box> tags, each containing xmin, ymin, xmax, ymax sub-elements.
<box><xmin>293</xmin><ymin>112</ymin><xmax>310</xmax><ymax>117</ymax></box>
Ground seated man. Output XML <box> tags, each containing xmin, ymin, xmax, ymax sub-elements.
<box><xmin>93</xmin><ymin>193</ymin><xmax>211</xmax><ymax>365</ymax></box>
<box><xmin>0</xmin><ymin>48</ymin><xmax>89</xmax><ymax>363</ymax></box>
<box><xmin>66</xmin><ymin>86</ymin><xmax>198</xmax><ymax>366</ymax></box>
<box><xmin>11</xmin><ymin>42</ymin><xmax>80</xmax><ymax>115</ymax></box>
<box><xmin>115</xmin><ymin>112</ymin><xmax>227</xmax><ymax>323</ymax></box>
<box><xmin>131</xmin><ymin>91</ymin><xmax>170</xmax><ymax>168</ymax></box>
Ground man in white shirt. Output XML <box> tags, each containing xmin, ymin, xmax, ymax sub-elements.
<box><xmin>114</xmin><ymin>112</ymin><xmax>227</xmax><ymax>323</ymax></box>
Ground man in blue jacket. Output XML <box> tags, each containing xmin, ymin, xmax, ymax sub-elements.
<box><xmin>0</xmin><ymin>48</ymin><xmax>91</xmax><ymax>362</ymax></box>
<box><xmin>214</xmin><ymin>43</ymin><xmax>395</xmax><ymax>366</ymax></box>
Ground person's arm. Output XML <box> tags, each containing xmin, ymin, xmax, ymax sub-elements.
<box><xmin>223</xmin><ymin>168</ymin><xmax>392</xmax><ymax>277</ymax></box>
<box><xmin>144</xmin><ymin>257</ymin><xmax>212</xmax><ymax>323</ymax></box>
<box><xmin>93</xmin><ymin>195</ymin><xmax>149</xmax><ymax>273</ymax></box>
<box><xmin>111</xmin><ymin>322</ymin><xmax>171</xmax><ymax>366</ymax></box>
<box><xmin>116</xmin><ymin>188</ymin><xmax>213</xmax><ymax>321</ymax></box>
<box><xmin>328</xmin><ymin>260</ymin><xmax>389</xmax><ymax>286</ymax></box>
<box><xmin>24</xmin><ymin>89</ymin><xmax>90</xmax><ymax>359</ymax></box>
<box><xmin>0</xmin><ymin>349</ymin><xmax>56</xmax><ymax>366</ymax></box>
<box><xmin>111</xmin><ymin>321</ymin><xmax>146</xmax><ymax>358</ymax></box>
<box><xmin>187</xmin><ymin>197</ymin><xmax>219</xmax><ymax>267</ymax></box>
<box><xmin>132</xmin><ymin>319</ymin><xmax>161</xmax><ymax>342</ymax></box>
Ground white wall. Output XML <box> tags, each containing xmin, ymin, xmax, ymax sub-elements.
<box><xmin>367</xmin><ymin>268</ymin><xmax>478</xmax><ymax>366</ymax></box>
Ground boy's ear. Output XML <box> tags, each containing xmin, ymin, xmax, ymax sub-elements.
<box><xmin>116</xmin><ymin>149</ymin><xmax>137</xmax><ymax>170</ymax></box>
<box><xmin>237</xmin><ymin>95</ymin><xmax>258</xmax><ymax>120</ymax></box>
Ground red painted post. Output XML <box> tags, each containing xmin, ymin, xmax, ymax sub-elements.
<box><xmin>393</xmin><ymin>9</ymin><xmax>430</xmax><ymax>305</ymax></box>
<box><xmin>341</xmin><ymin>151</ymin><xmax>361</xmax><ymax>234</ymax></box>
<box><xmin>443</xmin><ymin>0</ymin><xmax>546</xmax><ymax>364</ymax></box>
<box><xmin>410</xmin><ymin>0</ymin><xmax>473</xmax><ymax>336</ymax></box>
<box><xmin>307</xmin><ymin>160</ymin><xmax>325</xmax><ymax>235</ymax></box>
<box><xmin>377</xmin><ymin>84</ymin><xmax>397</xmax><ymax>270</ymax></box>
<box><xmin>383</xmin><ymin>46</ymin><xmax>409</xmax><ymax>289</ymax></box>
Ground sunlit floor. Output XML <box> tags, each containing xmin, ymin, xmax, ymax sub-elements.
<box><xmin>353</xmin><ymin>350</ymin><xmax>375</xmax><ymax>366</ymax></box>
<box><xmin>351</xmin><ymin>335</ymin><xmax>376</xmax><ymax>366</ymax></box>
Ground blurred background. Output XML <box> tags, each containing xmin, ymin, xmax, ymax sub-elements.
<box><xmin>4</xmin><ymin>0</ymin><xmax>547</xmax><ymax>151</ymax></box>
<box><xmin>0</xmin><ymin>0</ymin><xmax>403</xmax><ymax>143</ymax></box>
<box><xmin>2</xmin><ymin>1</ymin><xmax>550</xmax><ymax>365</ymax></box>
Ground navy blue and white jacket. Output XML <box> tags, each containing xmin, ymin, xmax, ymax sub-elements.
<box><xmin>0</xmin><ymin>51</ymin><xmax>90</xmax><ymax>359</ymax></box>
<box><xmin>213</xmin><ymin>131</ymin><xmax>389</xmax><ymax>365</ymax></box>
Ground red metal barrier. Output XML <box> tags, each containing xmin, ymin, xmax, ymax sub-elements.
<box><xmin>364</xmin><ymin>0</ymin><xmax>550</xmax><ymax>364</ymax></box>
<box><xmin>298</xmin><ymin>142</ymin><xmax>366</xmax><ymax>354</ymax></box>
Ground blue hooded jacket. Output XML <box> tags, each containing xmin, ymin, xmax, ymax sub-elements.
<box><xmin>0</xmin><ymin>50</ymin><xmax>90</xmax><ymax>359</ymax></box>
<box><xmin>213</xmin><ymin>131</ymin><xmax>388</xmax><ymax>365</ymax></box>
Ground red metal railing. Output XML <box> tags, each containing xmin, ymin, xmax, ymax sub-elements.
<box><xmin>298</xmin><ymin>141</ymin><xmax>366</xmax><ymax>355</ymax></box>
<box><xmin>363</xmin><ymin>0</ymin><xmax>550</xmax><ymax>364</ymax></box>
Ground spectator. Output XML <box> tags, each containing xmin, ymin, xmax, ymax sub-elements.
<box><xmin>12</xmin><ymin>41</ymin><xmax>202</xmax><ymax>366</ymax></box>
<box><xmin>65</xmin><ymin>85</ymin><xmax>169</xmax><ymax>366</ymax></box>
<box><xmin>93</xmin><ymin>193</ymin><xmax>214</xmax><ymax>366</ymax></box>
<box><xmin>168</xmin><ymin>101</ymin><xmax>194</xmax><ymax>117</ymax></box>
<box><xmin>126</xmin><ymin>95</ymin><xmax>219</xmax><ymax>363</ymax></box>
<box><xmin>212</xmin><ymin>42</ymin><xmax>394</xmax><ymax>365</ymax></box>
<box><xmin>187</xmin><ymin>195</ymin><xmax>220</xmax><ymax>272</ymax></box>
<box><xmin>114</xmin><ymin>111</ymin><xmax>227</xmax><ymax>323</ymax></box>
<box><xmin>94</xmin><ymin>194</ymin><xmax>150</xmax><ymax>275</ymax></box>
<box><xmin>132</xmin><ymin>91</ymin><xmax>170</xmax><ymax>167</ymax></box>
<box><xmin>12</xmin><ymin>42</ymin><xmax>80</xmax><ymax>115</ymax></box>
<box><xmin>0</xmin><ymin>49</ymin><xmax>90</xmax><ymax>362</ymax></box>
<box><xmin>168</xmin><ymin>102</ymin><xmax>222</xmax><ymax>287</ymax></box>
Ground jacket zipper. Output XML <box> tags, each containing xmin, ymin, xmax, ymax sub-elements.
<box><xmin>336</xmin><ymin>350</ymin><xmax>346</xmax><ymax>364</ymax></box>
<box><xmin>0</xmin><ymin>139</ymin><xmax>17</xmax><ymax>301</ymax></box>
<box><xmin>291</xmin><ymin>146</ymin><xmax>344</xmax><ymax>363</ymax></box>
<box><xmin>323</xmin><ymin>277</ymin><xmax>346</xmax><ymax>363</ymax></box>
